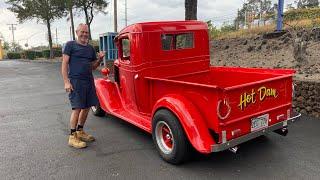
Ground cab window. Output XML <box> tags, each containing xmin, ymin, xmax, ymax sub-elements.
<box><xmin>121</xmin><ymin>38</ymin><xmax>130</xmax><ymax>60</ymax></box>
<box><xmin>161</xmin><ymin>33</ymin><xmax>194</xmax><ymax>50</ymax></box>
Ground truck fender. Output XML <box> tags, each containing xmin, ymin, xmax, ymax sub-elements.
<box><xmin>152</xmin><ymin>94</ymin><xmax>215</xmax><ymax>153</ymax></box>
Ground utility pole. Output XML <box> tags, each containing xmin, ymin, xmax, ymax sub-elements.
<box><xmin>7</xmin><ymin>24</ymin><xmax>17</xmax><ymax>44</ymax></box>
<box><xmin>114</xmin><ymin>0</ymin><xmax>118</xmax><ymax>32</ymax></box>
<box><xmin>56</xmin><ymin>28</ymin><xmax>58</xmax><ymax>47</ymax></box>
<box><xmin>125</xmin><ymin>0</ymin><xmax>128</xmax><ymax>27</ymax></box>
<box><xmin>277</xmin><ymin>0</ymin><xmax>284</xmax><ymax>31</ymax></box>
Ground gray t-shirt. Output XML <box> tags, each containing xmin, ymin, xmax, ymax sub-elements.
<box><xmin>63</xmin><ymin>41</ymin><xmax>97</xmax><ymax>80</ymax></box>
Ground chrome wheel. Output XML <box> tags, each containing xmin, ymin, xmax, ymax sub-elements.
<box><xmin>155</xmin><ymin>121</ymin><xmax>174</xmax><ymax>154</ymax></box>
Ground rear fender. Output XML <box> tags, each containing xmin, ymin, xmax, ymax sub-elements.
<box><xmin>152</xmin><ymin>94</ymin><xmax>215</xmax><ymax>153</ymax></box>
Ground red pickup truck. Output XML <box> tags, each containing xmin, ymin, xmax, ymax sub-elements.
<box><xmin>92</xmin><ymin>21</ymin><xmax>301</xmax><ymax>164</ymax></box>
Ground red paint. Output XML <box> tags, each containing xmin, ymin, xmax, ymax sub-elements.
<box><xmin>94</xmin><ymin>21</ymin><xmax>295</xmax><ymax>153</ymax></box>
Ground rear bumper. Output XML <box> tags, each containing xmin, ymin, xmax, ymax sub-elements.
<box><xmin>211</xmin><ymin>113</ymin><xmax>301</xmax><ymax>152</ymax></box>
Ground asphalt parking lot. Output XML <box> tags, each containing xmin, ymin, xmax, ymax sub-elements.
<box><xmin>0</xmin><ymin>60</ymin><xmax>319</xmax><ymax>180</ymax></box>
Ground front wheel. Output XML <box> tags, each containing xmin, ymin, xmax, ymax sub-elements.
<box><xmin>152</xmin><ymin>109</ymin><xmax>191</xmax><ymax>164</ymax></box>
<box><xmin>91</xmin><ymin>104</ymin><xmax>105</xmax><ymax>117</ymax></box>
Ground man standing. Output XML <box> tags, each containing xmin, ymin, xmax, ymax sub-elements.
<box><xmin>61</xmin><ymin>23</ymin><xmax>104</xmax><ymax>148</ymax></box>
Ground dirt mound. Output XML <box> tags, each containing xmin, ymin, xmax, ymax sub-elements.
<box><xmin>210</xmin><ymin>29</ymin><xmax>320</xmax><ymax>81</ymax></box>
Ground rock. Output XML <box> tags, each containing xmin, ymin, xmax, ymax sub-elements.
<box><xmin>243</xmin><ymin>40</ymin><xmax>248</xmax><ymax>45</ymax></box>
<box><xmin>261</xmin><ymin>39</ymin><xmax>267</xmax><ymax>45</ymax></box>
<box><xmin>247</xmin><ymin>46</ymin><xmax>255</xmax><ymax>52</ymax></box>
<box><xmin>306</xmin><ymin>106</ymin><xmax>312</xmax><ymax>112</ymax></box>
<box><xmin>296</xmin><ymin>96</ymin><xmax>304</xmax><ymax>103</ymax></box>
<box><xmin>256</xmin><ymin>45</ymin><xmax>262</xmax><ymax>51</ymax></box>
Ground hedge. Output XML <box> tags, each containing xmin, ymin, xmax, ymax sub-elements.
<box><xmin>42</xmin><ymin>48</ymin><xmax>62</xmax><ymax>58</ymax></box>
<box><xmin>24</xmin><ymin>50</ymin><xmax>36</xmax><ymax>60</ymax></box>
<box><xmin>7</xmin><ymin>52</ymin><xmax>21</xmax><ymax>59</ymax></box>
<box><xmin>42</xmin><ymin>50</ymin><xmax>50</xmax><ymax>58</ymax></box>
<box><xmin>35</xmin><ymin>51</ymin><xmax>43</xmax><ymax>58</ymax></box>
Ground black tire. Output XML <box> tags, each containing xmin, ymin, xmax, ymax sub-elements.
<box><xmin>152</xmin><ymin>109</ymin><xmax>191</xmax><ymax>164</ymax></box>
<box><xmin>91</xmin><ymin>104</ymin><xmax>105</xmax><ymax>117</ymax></box>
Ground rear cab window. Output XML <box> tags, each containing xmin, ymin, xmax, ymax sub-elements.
<box><xmin>161</xmin><ymin>33</ymin><xmax>194</xmax><ymax>51</ymax></box>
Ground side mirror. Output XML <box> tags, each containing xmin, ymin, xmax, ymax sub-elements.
<box><xmin>101</xmin><ymin>67</ymin><xmax>110</xmax><ymax>77</ymax></box>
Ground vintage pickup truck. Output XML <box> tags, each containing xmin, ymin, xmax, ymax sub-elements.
<box><xmin>92</xmin><ymin>21</ymin><xmax>301</xmax><ymax>164</ymax></box>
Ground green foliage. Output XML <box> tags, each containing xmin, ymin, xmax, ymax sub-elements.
<box><xmin>42</xmin><ymin>48</ymin><xmax>62</xmax><ymax>58</ymax></box>
<box><xmin>52</xmin><ymin>47</ymin><xmax>62</xmax><ymax>57</ymax></box>
<box><xmin>296</xmin><ymin>0</ymin><xmax>319</xmax><ymax>9</ymax></box>
<box><xmin>3</xmin><ymin>41</ymin><xmax>10</xmax><ymax>50</ymax></box>
<box><xmin>24</xmin><ymin>50</ymin><xmax>36</xmax><ymax>60</ymax></box>
<box><xmin>75</xmin><ymin>0</ymin><xmax>109</xmax><ymax>40</ymax></box>
<box><xmin>235</xmin><ymin>0</ymin><xmax>277</xmax><ymax>26</ymax></box>
<box><xmin>42</xmin><ymin>50</ymin><xmax>51</xmax><ymax>58</ymax></box>
<box><xmin>7</xmin><ymin>52</ymin><xmax>21</xmax><ymax>59</ymax></box>
<box><xmin>284</xmin><ymin>8</ymin><xmax>320</xmax><ymax>21</ymax></box>
<box><xmin>35</xmin><ymin>51</ymin><xmax>43</xmax><ymax>58</ymax></box>
<box><xmin>221</xmin><ymin>22</ymin><xmax>236</xmax><ymax>32</ymax></box>
<box><xmin>6</xmin><ymin>0</ymin><xmax>66</xmax><ymax>23</ymax></box>
<box><xmin>207</xmin><ymin>20</ymin><xmax>220</xmax><ymax>38</ymax></box>
<box><xmin>207</xmin><ymin>20</ymin><xmax>237</xmax><ymax>39</ymax></box>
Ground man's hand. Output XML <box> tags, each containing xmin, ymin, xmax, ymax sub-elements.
<box><xmin>64</xmin><ymin>81</ymin><xmax>73</xmax><ymax>92</ymax></box>
<box><xmin>98</xmin><ymin>51</ymin><xmax>105</xmax><ymax>61</ymax></box>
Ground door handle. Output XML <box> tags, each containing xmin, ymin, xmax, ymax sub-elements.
<box><xmin>134</xmin><ymin>74</ymin><xmax>139</xmax><ymax>80</ymax></box>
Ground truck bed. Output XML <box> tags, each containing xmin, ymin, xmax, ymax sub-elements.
<box><xmin>169</xmin><ymin>66</ymin><xmax>295</xmax><ymax>89</ymax></box>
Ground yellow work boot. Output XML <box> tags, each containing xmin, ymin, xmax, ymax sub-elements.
<box><xmin>68</xmin><ymin>133</ymin><xmax>87</xmax><ymax>149</ymax></box>
<box><xmin>76</xmin><ymin>130</ymin><xmax>95</xmax><ymax>142</ymax></box>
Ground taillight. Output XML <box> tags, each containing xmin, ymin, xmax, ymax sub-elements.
<box><xmin>217</xmin><ymin>99</ymin><xmax>231</xmax><ymax>120</ymax></box>
<box><xmin>292</xmin><ymin>83</ymin><xmax>296</xmax><ymax>98</ymax></box>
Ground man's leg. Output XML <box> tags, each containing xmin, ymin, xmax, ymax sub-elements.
<box><xmin>68</xmin><ymin>109</ymin><xmax>87</xmax><ymax>148</ymax></box>
<box><xmin>70</xmin><ymin>109</ymin><xmax>81</xmax><ymax>133</ymax></box>
<box><xmin>78</xmin><ymin>108</ymin><xmax>90</xmax><ymax>127</ymax></box>
<box><xmin>76</xmin><ymin>108</ymin><xmax>95</xmax><ymax>142</ymax></box>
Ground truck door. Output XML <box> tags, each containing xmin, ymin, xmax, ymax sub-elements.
<box><xmin>117</xmin><ymin>35</ymin><xmax>138</xmax><ymax>112</ymax></box>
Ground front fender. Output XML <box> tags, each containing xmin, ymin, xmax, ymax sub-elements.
<box><xmin>152</xmin><ymin>94</ymin><xmax>215</xmax><ymax>153</ymax></box>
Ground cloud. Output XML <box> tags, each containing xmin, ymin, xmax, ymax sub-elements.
<box><xmin>0</xmin><ymin>0</ymin><xmax>296</xmax><ymax>48</ymax></box>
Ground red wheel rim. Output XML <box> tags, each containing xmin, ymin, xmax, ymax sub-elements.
<box><xmin>161</xmin><ymin>125</ymin><xmax>173</xmax><ymax>149</ymax></box>
<box><xmin>155</xmin><ymin>121</ymin><xmax>174</xmax><ymax>154</ymax></box>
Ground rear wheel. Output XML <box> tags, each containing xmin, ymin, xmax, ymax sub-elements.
<box><xmin>152</xmin><ymin>109</ymin><xmax>191</xmax><ymax>164</ymax></box>
<box><xmin>91</xmin><ymin>104</ymin><xmax>105</xmax><ymax>117</ymax></box>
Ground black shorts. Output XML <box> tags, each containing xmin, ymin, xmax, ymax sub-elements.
<box><xmin>68</xmin><ymin>78</ymin><xmax>99</xmax><ymax>110</ymax></box>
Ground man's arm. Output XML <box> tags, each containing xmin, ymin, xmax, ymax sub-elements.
<box><xmin>92</xmin><ymin>51</ymin><xmax>105</xmax><ymax>70</ymax></box>
<box><xmin>92</xmin><ymin>58</ymin><xmax>103</xmax><ymax>70</ymax></box>
<box><xmin>61</xmin><ymin>54</ymin><xmax>73</xmax><ymax>92</ymax></box>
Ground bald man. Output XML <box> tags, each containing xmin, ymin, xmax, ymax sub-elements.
<box><xmin>61</xmin><ymin>23</ymin><xmax>105</xmax><ymax>148</ymax></box>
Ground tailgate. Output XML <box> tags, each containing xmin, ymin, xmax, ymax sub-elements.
<box><xmin>217</xmin><ymin>75</ymin><xmax>294</xmax><ymax>141</ymax></box>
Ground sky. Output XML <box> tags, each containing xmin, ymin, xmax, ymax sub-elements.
<box><xmin>0</xmin><ymin>0</ymin><xmax>296</xmax><ymax>48</ymax></box>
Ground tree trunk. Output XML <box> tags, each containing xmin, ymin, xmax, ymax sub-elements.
<box><xmin>70</xmin><ymin>7</ymin><xmax>75</xmax><ymax>40</ymax></box>
<box><xmin>185</xmin><ymin>0</ymin><xmax>197</xmax><ymax>20</ymax></box>
<box><xmin>83</xmin><ymin>6</ymin><xmax>92</xmax><ymax>40</ymax></box>
<box><xmin>46</xmin><ymin>19</ymin><xmax>53</xmax><ymax>59</ymax></box>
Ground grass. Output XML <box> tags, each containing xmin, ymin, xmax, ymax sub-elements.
<box><xmin>213</xmin><ymin>18</ymin><xmax>320</xmax><ymax>40</ymax></box>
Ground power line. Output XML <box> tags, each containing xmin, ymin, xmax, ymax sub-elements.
<box><xmin>7</xmin><ymin>24</ymin><xmax>17</xmax><ymax>44</ymax></box>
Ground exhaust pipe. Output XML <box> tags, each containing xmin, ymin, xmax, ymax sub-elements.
<box><xmin>274</xmin><ymin>127</ymin><xmax>288</xmax><ymax>136</ymax></box>
<box><xmin>229</xmin><ymin>146</ymin><xmax>239</xmax><ymax>154</ymax></box>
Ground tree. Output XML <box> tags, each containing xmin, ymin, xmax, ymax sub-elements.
<box><xmin>3</xmin><ymin>41</ymin><xmax>10</xmax><ymax>51</ymax></box>
<box><xmin>235</xmin><ymin>0</ymin><xmax>276</xmax><ymax>28</ymax></box>
<box><xmin>185</xmin><ymin>0</ymin><xmax>197</xmax><ymax>20</ymax></box>
<box><xmin>6</xmin><ymin>0</ymin><xmax>66</xmax><ymax>58</ymax></box>
<box><xmin>75</xmin><ymin>0</ymin><xmax>108</xmax><ymax>40</ymax></box>
<box><xmin>296</xmin><ymin>0</ymin><xmax>319</xmax><ymax>8</ymax></box>
<box><xmin>66</xmin><ymin>0</ymin><xmax>76</xmax><ymax>40</ymax></box>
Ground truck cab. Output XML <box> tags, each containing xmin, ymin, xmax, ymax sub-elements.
<box><xmin>93</xmin><ymin>21</ymin><xmax>301</xmax><ymax>164</ymax></box>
